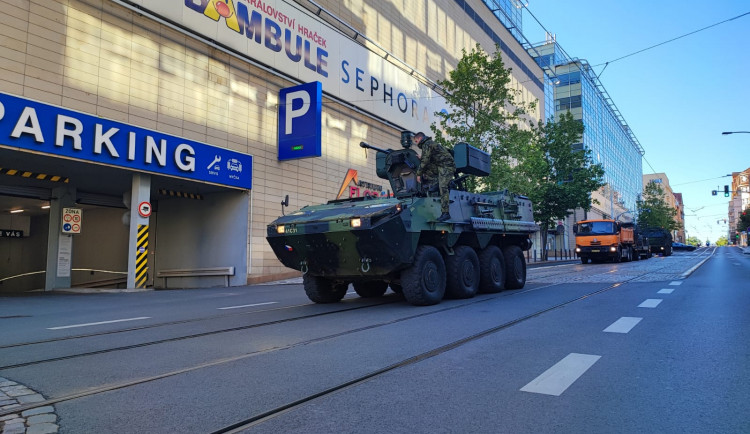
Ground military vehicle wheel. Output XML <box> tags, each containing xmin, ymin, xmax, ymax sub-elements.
<box><xmin>401</xmin><ymin>245</ymin><xmax>446</xmax><ymax>306</ymax></box>
<box><xmin>303</xmin><ymin>275</ymin><xmax>348</xmax><ymax>303</ymax></box>
<box><xmin>503</xmin><ymin>245</ymin><xmax>526</xmax><ymax>289</ymax></box>
<box><xmin>478</xmin><ymin>246</ymin><xmax>505</xmax><ymax>293</ymax></box>
<box><xmin>445</xmin><ymin>246</ymin><xmax>480</xmax><ymax>299</ymax></box>
<box><xmin>353</xmin><ymin>281</ymin><xmax>388</xmax><ymax>298</ymax></box>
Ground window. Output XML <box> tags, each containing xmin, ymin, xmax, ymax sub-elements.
<box><xmin>556</xmin><ymin>95</ymin><xmax>581</xmax><ymax>111</ymax></box>
<box><xmin>576</xmin><ymin>221</ymin><xmax>615</xmax><ymax>235</ymax></box>
<box><xmin>556</xmin><ymin>72</ymin><xmax>581</xmax><ymax>86</ymax></box>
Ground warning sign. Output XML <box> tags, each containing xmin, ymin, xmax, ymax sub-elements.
<box><xmin>62</xmin><ymin>208</ymin><xmax>82</xmax><ymax>234</ymax></box>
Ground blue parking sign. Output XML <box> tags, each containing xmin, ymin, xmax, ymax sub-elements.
<box><xmin>278</xmin><ymin>82</ymin><xmax>322</xmax><ymax>161</ymax></box>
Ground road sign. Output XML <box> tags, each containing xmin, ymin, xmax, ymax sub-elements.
<box><xmin>62</xmin><ymin>208</ymin><xmax>82</xmax><ymax>234</ymax></box>
<box><xmin>138</xmin><ymin>202</ymin><xmax>152</xmax><ymax>218</ymax></box>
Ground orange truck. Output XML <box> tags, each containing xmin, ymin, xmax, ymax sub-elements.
<box><xmin>573</xmin><ymin>219</ymin><xmax>650</xmax><ymax>264</ymax></box>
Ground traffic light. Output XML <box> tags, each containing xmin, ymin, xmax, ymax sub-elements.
<box><xmin>724</xmin><ymin>185</ymin><xmax>730</xmax><ymax>197</ymax></box>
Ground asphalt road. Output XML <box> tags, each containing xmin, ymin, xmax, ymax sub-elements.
<box><xmin>1</xmin><ymin>246</ymin><xmax>748</xmax><ymax>433</ymax></box>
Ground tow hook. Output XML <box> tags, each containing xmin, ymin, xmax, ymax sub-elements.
<box><xmin>360</xmin><ymin>258</ymin><xmax>372</xmax><ymax>273</ymax></box>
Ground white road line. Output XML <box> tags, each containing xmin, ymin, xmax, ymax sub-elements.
<box><xmin>520</xmin><ymin>353</ymin><xmax>601</xmax><ymax>396</ymax></box>
<box><xmin>638</xmin><ymin>299</ymin><xmax>662</xmax><ymax>308</ymax></box>
<box><xmin>217</xmin><ymin>302</ymin><xmax>278</xmax><ymax>310</ymax></box>
<box><xmin>657</xmin><ymin>288</ymin><xmax>674</xmax><ymax>294</ymax></box>
<box><xmin>603</xmin><ymin>317</ymin><xmax>642</xmax><ymax>333</ymax></box>
<box><xmin>48</xmin><ymin>317</ymin><xmax>151</xmax><ymax>330</ymax></box>
<box><xmin>669</xmin><ymin>281</ymin><xmax>682</xmax><ymax>286</ymax></box>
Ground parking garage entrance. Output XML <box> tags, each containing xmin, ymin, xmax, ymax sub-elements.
<box><xmin>0</xmin><ymin>92</ymin><xmax>253</xmax><ymax>292</ymax></box>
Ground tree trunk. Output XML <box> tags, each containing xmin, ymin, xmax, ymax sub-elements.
<box><xmin>540</xmin><ymin>227</ymin><xmax>549</xmax><ymax>261</ymax></box>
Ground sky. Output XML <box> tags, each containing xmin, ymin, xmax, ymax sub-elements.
<box><xmin>520</xmin><ymin>0</ymin><xmax>749</xmax><ymax>243</ymax></box>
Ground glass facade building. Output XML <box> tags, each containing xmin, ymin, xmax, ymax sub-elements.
<box><xmin>532</xmin><ymin>42</ymin><xmax>644</xmax><ymax>222</ymax></box>
<box><xmin>474</xmin><ymin>1</ymin><xmax>646</xmax><ymax>252</ymax></box>
<box><xmin>481</xmin><ymin>0</ymin><xmax>525</xmax><ymax>42</ymax></box>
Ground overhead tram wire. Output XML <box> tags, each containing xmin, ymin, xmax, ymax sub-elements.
<box><xmin>592</xmin><ymin>11</ymin><xmax>750</xmax><ymax>71</ymax></box>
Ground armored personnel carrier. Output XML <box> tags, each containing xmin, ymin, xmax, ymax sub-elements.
<box><xmin>266</xmin><ymin>132</ymin><xmax>538</xmax><ymax>306</ymax></box>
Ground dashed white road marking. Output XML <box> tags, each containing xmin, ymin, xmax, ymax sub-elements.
<box><xmin>217</xmin><ymin>302</ymin><xmax>278</xmax><ymax>310</ymax></box>
<box><xmin>520</xmin><ymin>353</ymin><xmax>601</xmax><ymax>396</ymax></box>
<box><xmin>48</xmin><ymin>317</ymin><xmax>151</xmax><ymax>330</ymax></box>
<box><xmin>669</xmin><ymin>281</ymin><xmax>682</xmax><ymax>286</ymax></box>
<box><xmin>657</xmin><ymin>288</ymin><xmax>674</xmax><ymax>294</ymax></box>
<box><xmin>638</xmin><ymin>299</ymin><xmax>663</xmax><ymax>308</ymax></box>
<box><xmin>603</xmin><ymin>317</ymin><xmax>642</xmax><ymax>333</ymax></box>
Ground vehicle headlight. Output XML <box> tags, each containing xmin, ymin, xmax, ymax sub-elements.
<box><xmin>610</xmin><ymin>246</ymin><xmax>617</xmax><ymax>252</ymax></box>
<box><xmin>575</xmin><ymin>247</ymin><xmax>581</xmax><ymax>253</ymax></box>
<box><xmin>276</xmin><ymin>225</ymin><xmax>285</xmax><ymax>234</ymax></box>
<box><xmin>660</xmin><ymin>246</ymin><xmax>664</xmax><ymax>250</ymax></box>
<box><xmin>351</xmin><ymin>218</ymin><xmax>361</xmax><ymax>228</ymax></box>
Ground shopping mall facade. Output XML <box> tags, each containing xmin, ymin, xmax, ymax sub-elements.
<box><xmin>0</xmin><ymin>0</ymin><xmax>546</xmax><ymax>291</ymax></box>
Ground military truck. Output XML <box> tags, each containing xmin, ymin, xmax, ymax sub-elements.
<box><xmin>642</xmin><ymin>227</ymin><xmax>673</xmax><ymax>256</ymax></box>
<box><xmin>266</xmin><ymin>131</ymin><xmax>538</xmax><ymax>306</ymax></box>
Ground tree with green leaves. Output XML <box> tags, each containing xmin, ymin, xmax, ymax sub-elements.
<box><xmin>686</xmin><ymin>235</ymin><xmax>702</xmax><ymax>247</ymax></box>
<box><xmin>510</xmin><ymin>112</ymin><xmax>605</xmax><ymax>260</ymax></box>
<box><xmin>431</xmin><ymin>43</ymin><xmax>536</xmax><ymax>191</ymax></box>
<box><xmin>737</xmin><ymin>206</ymin><xmax>750</xmax><ymax>233</ymax></box>
<box><xmin>432</xmin><ymin>44</ymin><xmax>606</xmax><ymax>260</ymax></box>
<box><xmin>636</xmin><ymin>181</ymin><xmax>681</xmax><ymax>231</ymax></box>
<box><xmin>716</xmin><ymin>235</ymin><xmax>729</xmax><ymax>247</ymax></box>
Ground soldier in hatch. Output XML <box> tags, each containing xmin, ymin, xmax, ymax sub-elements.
<box><xmin>413</xmin><ymin>131</ymin><xmax>455</xmax><ymax>222</ymax></box>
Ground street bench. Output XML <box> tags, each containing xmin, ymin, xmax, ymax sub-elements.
<box><xmin>156</xmin><ymin>266</ymin><xmax>235</xmax><ymax>288</ymax></box>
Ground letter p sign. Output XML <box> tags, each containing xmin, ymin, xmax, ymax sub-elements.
<box><xmin>278</xmin><ymin>82</ymin><xmax>322</xmax><ymax>161</ymax></box>
<box><xmin>285</xmin><ymin>91</ymin><xmax>309</xmax><ymax>135</ymax></box>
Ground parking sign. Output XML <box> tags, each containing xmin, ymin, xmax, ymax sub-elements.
<box><xmin>278</xmin><ymin>82</ymin><xmax>322</xmax><ymax>161</ymax></box>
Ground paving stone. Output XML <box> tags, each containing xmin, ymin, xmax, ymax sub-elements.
<box><xmin>5</xmin><ymin>389</ymin><xmax>34</xmax><ymax>398</ymax></box>
<box><xmin>0</xmin><ymin>381</ymin><xmax>18</xmax><ymax>387</ymax></box>
<box><xmin>1</xmin><ymin>422</ymin><xmax>26</xmax><ymax>434</ymax></box>
<box><xmin>26</xmin><ymin>423</ymin><xmax>59</xmax><ymax>434</ymax></box>
<box><xmin>21</xmin><ymin>408</ymin><xmax>54</xmax><ymax>418</ymax></box>
<box><xmin>0</xmin><ymin>400</ymin><xmax>18</xmax><ymax>406</ymax></box>
<box><xmin>0</xmin><ymin>414</ymin><xmax>20</xmax><ymax>422</ymax></box>
<box><xmin>16</xmin><ymin>394</ymin><xmax>45</xmax><ymax>404</ymax></box>
<box><xmin>1</xmin><ymin>404</ymin><xmax>21</xmax><ymax>410</ymax></box>
<box><xmin>27</xmin><ymin>414</ymin><xmax>56</xmax><ymax>425</ymax></box>
<box><xmin>1</xmin><ymin>417</ymin><xmax>24</xmax><ymax>424</ymax></box>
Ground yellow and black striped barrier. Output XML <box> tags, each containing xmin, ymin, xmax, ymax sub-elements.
<box><xmin>158</xmin><ymin>188</ymin><xmax>202</xmax><ymax>200</ymax></box>
<box><xmin>0</xmin><ymin>168</ymin><xmax>69</xmax><ymax>183</ymax></box>
<box><xmin>136</xmin><ymin>224</ymin><xmax>148</xmax><ymax>288</ymax></box>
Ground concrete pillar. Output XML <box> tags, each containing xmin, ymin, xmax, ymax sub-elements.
<box><xmin>45</xmin><ymin>185</ymin><xmax>76</xmax><ymax>291</ymax></box>
<box><xmin>126</xmin><ymin>174</ymin><xmax>151</xmax><ymax>289</ymax></box>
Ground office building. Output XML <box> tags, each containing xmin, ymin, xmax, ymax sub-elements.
<box><xmin>530</xmin><ymin>41</ymin><xmax>645</xmax><ymax>252</ymax></box>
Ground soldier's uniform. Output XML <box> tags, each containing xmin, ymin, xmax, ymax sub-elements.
<box><xmin>415</xmin><ymin>134</ymin><xmax>455</xmax><ymax>220</ymax></box>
